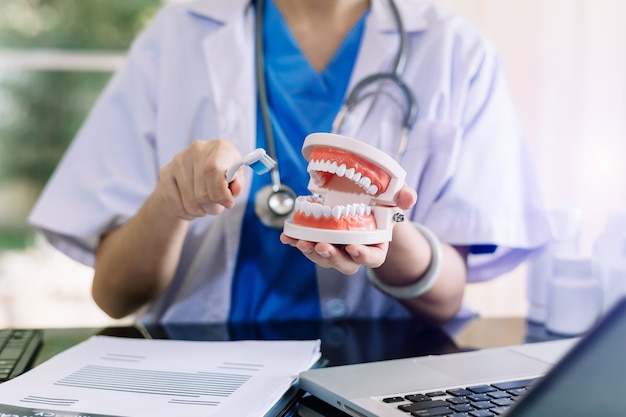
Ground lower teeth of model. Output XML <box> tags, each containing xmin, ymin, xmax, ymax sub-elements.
<box><xmin>295</xmin><ymin>197</ymin><xmax>372</xmax><ymax>220</ymax></box>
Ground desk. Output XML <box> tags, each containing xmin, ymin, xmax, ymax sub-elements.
<box><xmin>29</xmin><ymin>317</ymin><xmax>564</xmax><ymax>416</ymax></box>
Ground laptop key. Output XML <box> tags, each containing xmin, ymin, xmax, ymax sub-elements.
<box><xmin>450</xmin><ymin>403</ymin><xmax>474</xmax><ymax>412</ymax></box>
<box><xmin>468</xmin><ymin>410</ymin><xmax>495</xmax><ymax>417</ymax></box>
<box><xmin>491</xmin><ymin>378</ymin><xmax>537</xmax><ymax>391</ymax></box>
<box><xmin>382</xmin><ymin>396</ymin><xmax>405</xmax><ymax>403</ymax></box>
<box><xmin>399</xmin><ymin>399</ymin><xmax>449</xmax><ymax>413</ymax></box>
<box><xmin>410</xmin><ymin>406</ymin><xmax>452</xmax><ymax>416</ymax></box>
<box><xmin>492</xmin><ymin>397</ymin><xmax>514</xmax><ymax>407</ymax></box>
<box><xmin>490</xmin><ymin>406</ymin><xmax>512</xmax><ymax>415</ymax></box>
<box><xmin>487</xmin><ymin>390</ymin><xmax>510</xmax><ymax>399</ymax></box>
<box><xmin>467</xmin><ymin>394</ymin><xmax>490</xmax><ymax>402</ymax></box>
<box><xmin>447</xmin><ymin>388</ymin><xmax>473</xmax><ymax>396</ymax></box>
<box><xmin>467</xmin><ymin>384</ymin><xmax>496</xmax><ymax>394</ymax></box>
<box><xmin>447</xmin><ymin>396</ymin><xmax>471</xmax><ymax>405</ymax></box>
<box><xmin>426</xmin><ymin>391</ymin><xmax>446</xmax><ymax>397</ymax></box>
<box><xmin>472</xmin><ymin>401</ymin><xmax>495</xmax><ymax>410</ymax></box>
<box><xmin>406</xmin><ymin>393</ymin><xmax>431</xmax><ymax>402</ymax></box>
<box><xmin>507</xmin><ymin>388</ymin><xmax>527</xmax><ymax>396</ymax></box>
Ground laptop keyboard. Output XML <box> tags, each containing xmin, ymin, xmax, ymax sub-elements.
<box><xmin>381</xmin><ymin>378</ymin><xmax>538</xmax><ymax>416</ymax></box>
<box><xmin>0</xmin><ymin>329</ymin><xmax>43</xmax><ymax>382</ymax></box>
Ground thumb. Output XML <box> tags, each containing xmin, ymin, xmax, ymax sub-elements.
<box><xmin>396</xmin><ymin>184</ymin><xmax>417</xmax><ymax>210</ymax></box>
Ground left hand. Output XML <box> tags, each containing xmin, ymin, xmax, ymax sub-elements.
<box><xmin>279</xmin><ymin>184</ymin><xmax>417</xmax><ymax>275</ymax></box>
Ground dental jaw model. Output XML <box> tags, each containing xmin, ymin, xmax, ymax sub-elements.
<box><xmin>283</xmin><ymin>133</ymin><xmax>407</xmax><ymax>245</ymax></box>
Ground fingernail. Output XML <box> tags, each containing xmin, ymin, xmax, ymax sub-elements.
<box><xmin>318</xmin><ymin>250</ymin><xmax>331</xmax><ymax>258</ymax></box>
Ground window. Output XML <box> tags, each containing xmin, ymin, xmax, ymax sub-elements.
<box><xmin>0</xmin><ymin>0</ymin><xmax>161</xmax><ymax>250</ymax></box>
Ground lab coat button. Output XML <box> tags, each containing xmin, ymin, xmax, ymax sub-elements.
<box><xmin>325</xmin><ymin>299</ymin><xmax>347</xmax><ymax>318</ymax></box>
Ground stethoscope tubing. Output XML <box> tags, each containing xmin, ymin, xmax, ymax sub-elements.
<box><xmin>254</xmin><ymin>0</ymin><xmax>417</xmax><ymax>227</ymax></box>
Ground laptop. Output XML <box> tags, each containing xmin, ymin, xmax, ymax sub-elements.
<box><xmin>299</xmin><ymin>297</ymin><xmax>626</xmax><ymax>417</ymax></box>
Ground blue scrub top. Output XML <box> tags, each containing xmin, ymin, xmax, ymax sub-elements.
<box><xmin>229</xmin><ymin>0</ymin><xmax>367</xmax><ymax>322</ymax></box>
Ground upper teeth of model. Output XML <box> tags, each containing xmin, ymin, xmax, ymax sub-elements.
<box><xmin>295</xmin><ymin>197</ymin><xmax>372</xmax><ymax>219</ymax></box>
<box><xmin>307</xmin><ymin>159</ymin><xmax>379</xmax><ymax>195</ymax></box>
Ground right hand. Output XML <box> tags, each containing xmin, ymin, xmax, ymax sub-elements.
<box><xmin>157</xmin><ymin>139</ymin><xmax>245</xmax><ymax>220</ymax></box>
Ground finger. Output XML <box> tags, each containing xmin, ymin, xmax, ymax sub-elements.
<box><xmin>177</xmin><ymin>162</ymin><xmax>210</xmax><ymax>217</ymax></box>
<box><xmin>160</xmin><ymin>174</ymin><xmax>194</xmax><ymax>221</ymax></box>
<box><xmin>293</xmin><ymin>240</ymin><xmax>332</xmax><ymax>266</ymax></box>
<box><xmin>188</xmin><ymin>161</ymin><xmax>228</xmax><ymax>214</ymax></box>
<box><xmin>396</xmin><ymin>184</ymin><xmax>418</xmax><ymax>210</ymax></box>
<box><xmin>226</xmin><ymin>172</ymin><xmax>244</xmax><ymax>200</ymax></box>
<box><xmin>165</xmin><ymin>149</ymin><xmax>207</xmax><ymax>218</ymax></box>
<box><xmin>344</xmin><ymin>243</ymin><xmax>387</xmax><ymax>269</ymax></box>
<box><xmin>312</xmin><ymin>242</ymin><xmax>360</xmax><ymax>275</ymax></box>
<box><xmin>279</xmin><ymin>233</ymin><xmax>299</xmax><ymax>247</ymax></box>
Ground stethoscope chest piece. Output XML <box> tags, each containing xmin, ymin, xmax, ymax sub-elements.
<box><xmin>254</xmin><ymin>183</ymin><xmax>297</xmax><ymax>229</ymax></box>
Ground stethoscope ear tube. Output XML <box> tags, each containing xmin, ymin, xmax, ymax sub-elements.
<box><xmin>335</xmin><ymin>72</ymin><xmax>418</xmax><ymax>137</ymax></box>
<box><xmin>253</xmin><ymin>0</ymin><xmax>415</xmax><ymax>228</ymax></box>
<box><xmin>254</xmin><ymin>0</ymin><xmax>298</xmax><ymax>228</ymax></box>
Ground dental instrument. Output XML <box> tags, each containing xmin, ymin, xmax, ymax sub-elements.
<box><xmin>225</xmin><ymin>148</ymin><xmax>276</xmax><ymax>183</ymax></box>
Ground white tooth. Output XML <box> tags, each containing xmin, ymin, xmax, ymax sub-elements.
<box><xmin>329</xmin><ymin>161</ymin><xmax>338</xmax><ymax>174</ymax></box>
<box><xmin>307</xmin><ymin>161</ymin><xmax>314</xmax><ymax>173</ymax></box>
<box><xmin>312</xmin><ymin>203</ymin><xmax>323</xmax><ymax>218</ymax></box>
<box><xmin>323</xmin><ymin>206</ymin><xmax>332</xmax><ymax>218</ymax></box>
<box><xmin>314</xmin><ymin>160</ymin><xmax>322</xmax><ymax>171</ymax></box>
<box><xmin>303</xmin><ymin>201</ymin><xmax>312</xmax><ymax>216</ymax></box>
<box><xmin>336</xmin><ymin>164</ymin><xmax>347</xmax><ymax>177</ymax></box>
<box><xmin>359</xmin><ymin>176</ymin><xmax>372</xmax><ymax>189</ymax></box>
<box><xmin>340</xmin><ymin>205</ymin><xmax>349</xmax><ymax>217</ymax></box>
<box><xmin>366</xmin><ymin>206</ymin><xmax>371</xmax><ymax>215</ymax></box>
<box><xmin>295</xmin><ymin>199</ymin><xmax>302</xmax><ymax>211</ymax></box>
<box><xmin>331</xmin><ymin>206</ymin><xmax>342</xmax><ymax>220</ymax></box>
<box><xmin>357</xmin><ymin>204</ymin><xmax>365</xmax><ymax>216</ymax></box>
<box><xmin>352</xmin><ymin>172</ymin><xmax>361</xmax><ymax>182</ymax></box>
<box><xmin>367</xmin><ymin>184</ymin><xmax>378</xmax><ymax>195</ymax></box>
<box><xmin>349</xmin><ymin>204</ymin><xmax>356</xmax><ymax>217</ymax></box>
<box><xmin>344</xmin><ymin>168</ymin><xmax>355</xmax><ymax>179</ymax></box>
<box><xmin>323</xmin><ymin>160</ymin><xmax>331</xmax><ymax>172</ymax></box>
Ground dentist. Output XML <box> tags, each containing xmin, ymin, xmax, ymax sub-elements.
<box><xmin>29</xmin><ymin>0</ymin><xmax>552</xmax><ymax>326</ymax></box>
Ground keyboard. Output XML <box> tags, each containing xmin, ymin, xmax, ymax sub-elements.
<box><xmin>0</xmin><ymin>329</ymin><xmax>43</xmax><ymax>382</ymax></box>
<box><xmin>381</xmin><ymin>378</ymin><xmax>538</xmax><ymax>416</ymax></box>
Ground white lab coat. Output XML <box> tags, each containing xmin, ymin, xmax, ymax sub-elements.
<box><xmin>29</xmin><ymin>0</ymin><xmax>552</xmax><ymax>323</ymax></box>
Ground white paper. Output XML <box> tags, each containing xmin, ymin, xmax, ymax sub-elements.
<box><xmin>0</xmin><ymin>336</ymin><xmax>321</xmax><ymax>417</ymax></box>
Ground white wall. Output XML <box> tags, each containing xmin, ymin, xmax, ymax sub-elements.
<box><xmin>436</xmin><ymin>0</ymin><xmax>626</xmax><ymax>316</ymax></box>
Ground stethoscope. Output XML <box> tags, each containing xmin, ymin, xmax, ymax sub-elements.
<box><xmin>254</xmin><ymin>0</ymin><xmax>418</xmax><ymax>229</ymax></box>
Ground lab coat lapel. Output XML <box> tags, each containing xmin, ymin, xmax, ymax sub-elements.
<box><xmin>203</xmin><ymin>7</ymin><xmax>256</xmax><ymax>292</ymax></box>
<box><xmin>193</xmin><ymin>1</ymin><xmax>255</xmax><ymax>320</ymax></box>
<box><xmin>342</xmin><ymin>1</ymin><xmax>391</xmax><ymax>144</ymax></box>
<box><xmin>340</xmin><ymin>0</ymin><xmax>428</xmax><ymax>148</ymax></box>
<box><xmin>200</xmin><ymin>3</ymin><xmax>256</xmax><ymax>151</ymax></box>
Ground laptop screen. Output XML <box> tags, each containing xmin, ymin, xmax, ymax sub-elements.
<box><xmin>506</xmin><ymin>298</ymin><xmax>626</xmax><ymax>417</ymax></box>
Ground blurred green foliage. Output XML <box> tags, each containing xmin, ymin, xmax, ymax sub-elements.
<box><xmin>0</xmin><ymin>71</ymin><xmax>111</xmax><ymax>184</ymax></box>
<box><xmin>0</xmin><ymin>0</ymin><xmax>161</xmax><ymax>249</ymax></box>
<box><xmin>0</xmin><ymin>0</ymin><xmax>161</xmax><ymax>50</ymax></box>
<box><xmin>0</xmin><ymin>0</ymin><xmax>161</xmax><ymax>185</ymax></box>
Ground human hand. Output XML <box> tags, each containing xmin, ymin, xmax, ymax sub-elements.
<box><xmin>279</xmin><ymin>184</ymin><xmax>417</xmax><ymax>275</ymax></box>
<box><xmin>158</xmin><ymin>139</ymin><xmax>245</xmax><ymax>220</ymax></box>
